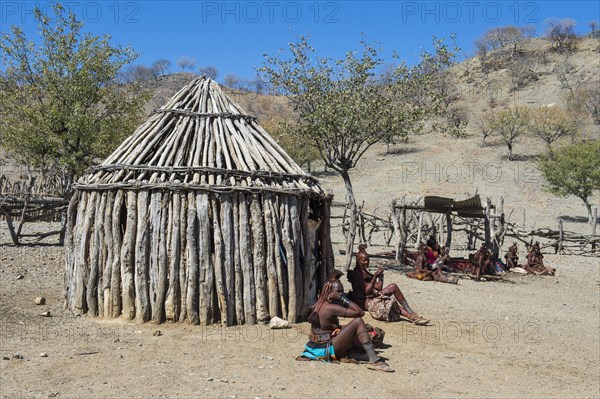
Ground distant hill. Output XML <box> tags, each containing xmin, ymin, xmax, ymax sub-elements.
<box><xmin>142</xmin><ymin>37</ymin><xmax>599</xmax><ymax>138</ymax></box>
<box><xmin>448</xmin><ymin>37</ymin><xmax>599</xmax><ymax>138</ymax></box>
<box><xmin>137</xmin><ymin>72</ymin><xmax>292</xmax><ymax>122</ymax></box>
<box><xmin>2</xmin><ymin>37</ymin><xmax>598</xmax><ymax>179</ymax></box>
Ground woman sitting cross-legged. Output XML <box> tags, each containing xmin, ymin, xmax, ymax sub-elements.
<box><xmin>406</xmin><ymin>243</ymin><xmax>458</xmax><ymax>284</ymax></box>
<box><xmin>300</xmin><ymin>278</ymin><xmax>394</xmax><ymax>372</ymax></box>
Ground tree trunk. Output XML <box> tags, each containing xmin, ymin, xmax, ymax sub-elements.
<box><xmin>507</xmin><ymin>142</ymin><xmax>514</xmax><ymax>161</ymax></box>
<box><xmin>341</xmin><ymin>169</ymin><xmax>357</xmax><ymax>273</ymax></box>
<box><xmin>584</xmin><ymin>198</ymin><xmax>593</xmax><ymax>224</ymax></box>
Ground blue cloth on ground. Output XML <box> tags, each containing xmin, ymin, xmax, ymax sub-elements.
<box><xmin>300</xmin><ymin>342</ymin><xmax>336</xmax><ymax>361</ymax></box>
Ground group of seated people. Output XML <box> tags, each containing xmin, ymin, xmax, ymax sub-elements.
<box><xmin>470</xmin><ymin>241</ymin><xmax>555</xmax><ymax>279</ymax></box>
<box><xmin>508</xmin><ymin>241</ymin><xmax>556</xmax><ymax>276</ymax></box>
<box><xmin>406</xmin><ymin>240</ymin><xmax>458</xmax><ymax>284</ymax></box>
<box><xmin>299</xmin><ymin>244</ymin><xmax>430</xmax><ymax>371</ymax></box>
<box><xmin>299</xmin><ymin>239</ymin><xmax>555</xmax><ymax>371</ymax></box>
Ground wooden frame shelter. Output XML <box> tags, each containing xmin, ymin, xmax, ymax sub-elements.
<box><xmin>391</xmin><ymin>195</ymin><xmax>504</xmax><ymax>263</ymax></box>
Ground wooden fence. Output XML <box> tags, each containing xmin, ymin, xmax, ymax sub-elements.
<box><xmin>337</xmin><ymin>198</ymin><xmax>599</xmax><ymax>259</ymax></box>
<box><xmin>0</xmin><ymin>174</ymin><xmax>68</xmax><ymax>245</ymax></box>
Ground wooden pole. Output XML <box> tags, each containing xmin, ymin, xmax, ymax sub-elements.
<box><xmin>445</xmin><ymin>212</ymin><xmax>452</xmax><ymax>253</ymax></box>
<box><xmin>438</xmin><ymin>216</ymin><xmax>444</xmax><ymax>247</ymax></box>
<box><xmin>484</xmin><ymin>198</ymin><xmax>491</xmax><ymax>250</ymax></box>
<box><xmin>121</xmin><ymin>191</ymin><xmax>137</xmax><ymax>321</ymax></box>
<box><xmin>290</xmin><ymin>196</ymin><xmax>302</xmax><ymax>322</ymax></box>
<box><xmin>211</xmin><ymin>198</ymin><xmax>228</xmax><ymax>324</ymax></box>
<box><xmin>592</xmin><ymin>208</ymin><xmax>598</xmax><ymax>252</ymax></box>
<box><xmin>87</xmin><ymin>192</ymin><xmax>105</xmax><ymax>317</ymax></box>
<box><xmin>63</xmin><ymin>191</ymin><xmax>80</xmax><ymax>310</ymax></box>
<box><xmin>399</xmin><ymin>207</ymin><xmax>407</xmax><ymax>265</ymax></box>
<box><xmin>273</xmin><ymin>200</ymin><xmax>288</xmax><ymax>319</ymax></box>
<box><xmin>134</xmin><ymin>191</ymin><xmax>151</xmax><ymax>323</ymax></box>
<box><xmin>232</xmin><ymin>196</ymin><xmax>245</xmax><ymax>325</ymax></box>
<box><xmin>263</xmin><ymin>194</ymin><xmax>280</xmax><ymax>318</ymax></box>
<box><xmin>75</xmin><ymin>192</ymin><xmax>97</xmax><ymax>315</ymax></box>
<box><xmin>185</xmin><ymin>198</ymin><xmax>200</xmax><ymax>325</ymax></box>
<box><xmin>155</xmin><ymin>191</ymin><xmax>169</xmax><ymax>323</ymax></box>
<box><xmin>300</xmin><ymin>199</ymin><xmax>312</xmax><ymax>314</ymax></box>
<box><xmin>196</xmin><ymin>193</ymin><xmax>210</xmax><ymax>325</ymax></box>
<box><xmin>101</xmin><ymin>191</ymin><xmax>114</xmax><ymax>318</ymax></box>
<box><xmin>558</xmin><ymin>218</ymin><xmax>564</xmax><ymax>255</ymax></box>
<box><xmin>250</xmin><ymin>195</ymin><xmax>269</xmax><ymax>322</ymax></box>
<box><xmin>149</xmin><ymin>191</ymin><xmax>161</xmax><ymax>321</ymax></box>
<box><xmin>178</xmin><ymin>196</ymin><xmax>189</xmax><ymax>322</ymax></box>
<box><xmin>220</xmin><ymin>193</ymin><xmax>236</xmax><ymax>326</ymax></box>
<box><xmin>282</xmin><ymin>197</ymin><xmax>297</xmax><ymax>323</ymax></box>
<box><xmin>110</xmin><ymin>191</ymin><xmax>124</xmax><ymax>318</ymax></box>
<box><xmin>321</xmin><ymin>199</ymin><xmax>335</xmax><ymax>278</ymax></box>
<box><xmin>166</xmin><ymin>192</ymin><xmax>182</xmax><ymax>322</ymax></box>
<box><xmin>239</xmin><ymin>193</ymin><xmax>256</xmax><ymax>324</ymax></box>
<box><xmin>390</xmin><ymin>200</ymin><xmax>401</xmax><ymax>262</ymax></box>
<box><xmin>415</xmin><ymin>211</ymin><xmax>423</xmax><ymax>249</ymax></box>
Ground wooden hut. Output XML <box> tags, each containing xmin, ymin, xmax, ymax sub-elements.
<box><xmin>64</xmin><ymin>77</ymin><xmax>334</xmax><ymax>326</ymax></box>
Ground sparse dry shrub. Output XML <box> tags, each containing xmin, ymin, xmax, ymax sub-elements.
<box><xmin>565</xmin><ymin>82</ymin><xmax>600</xmax><ymax>124</ymax></box>
<box><xmin>545</xmin><ymin>18</ymin><xmax>580</xmax><ymax>52</ymax></box>
<box><xmin>529</xmin><ymin>105</ymin><xmax>580</xmax><ymax>149</ymax></box>
<box><xmin>477</xmin><ymin>111</ymin><xmax>495</xmax><ymax>147</ymax></box>
<box><xmin>507</xmin><ymin>52</ymin><xmax>543</xmax><ymax>90</ymax></box>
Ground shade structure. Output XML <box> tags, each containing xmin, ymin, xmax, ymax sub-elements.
<box><xmin>64</xmin><ymin>77</ymin><xmax>334</xmax><ymax>326</ymax></box>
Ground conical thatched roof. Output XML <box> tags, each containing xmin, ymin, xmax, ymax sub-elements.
<box><xmin>76</xmin><ymin>77</ymin><xmax>324</xmax><ymax>197</ymax></box>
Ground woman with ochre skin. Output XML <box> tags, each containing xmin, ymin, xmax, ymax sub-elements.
<box><xmin>348</xmin><ymin>244</ymin><xmax>428</xmax><ymax>325</ymax></box>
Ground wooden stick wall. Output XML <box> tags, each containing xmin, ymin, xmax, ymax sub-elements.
<box><xmin>65</xmin><ymin>190</ymin><xmax>332</xmax><ymax>325</ymax></box>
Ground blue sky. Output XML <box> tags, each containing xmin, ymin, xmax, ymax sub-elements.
<box><xmin>2</xmin><ymin>1</ymin><xmax>599</xmax><ymax>81</ymax></box>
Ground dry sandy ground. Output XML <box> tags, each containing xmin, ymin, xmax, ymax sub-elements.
<box><xmin>1</xmin><ymin>224</ymin><xmax>599</xmax><ymax>398</ymax></box>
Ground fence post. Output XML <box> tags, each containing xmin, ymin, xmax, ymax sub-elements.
<box><xmin>444</xmin><ymin>211</ymin><xmax>452</xmax><ymax>253</ymax></box>
<box><xmin>558</xmin><ymin>218</ymin><xmax>564</xmax><ymax>255</ymax></box>
<box><xmin>592</xmin><ymin>207</ymin><xmax>598</xmax><ymax>252</ymax></box>
<box><xmin>415</xmin><ymin>211</ymin><xmax>423</xmax><ymax>249</ymax></box>
<box><xmin>484</xmin><ymin>198</ymin><xmax>491</xmax><ymax>249</ymax></box>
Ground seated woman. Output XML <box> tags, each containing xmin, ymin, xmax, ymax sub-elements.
<box><xmin>348</xmin><ymin>244</ymin><xmax>428</xmax><ymax>325</ymax></box>
<box><xmin>300</xmin><ymin>278</ymin><xmax>394</xmax><ymax>372</ymax></box>
<box><xmin>524</xmin><ymin>242</ymin><xmax>555</xmax><ymax>276</ymax></box>
<box><xmin>407</xmin><ymin>244</ymin><xmax>457</xmax><ymax>284</ymax></box>
<box><xmin>504</xmin><ymin>242</ymin><xmax>519</xmax><ymax>270</ymax></box>
<box><xmin>470</xmin><ymin>243</ymin><xmax>494</xmax><ymax>279</ymax></box>
<box><xmin>475</xmin><ymin>244</ymin><xmax>494</xmax><ymax>279</ymax></box>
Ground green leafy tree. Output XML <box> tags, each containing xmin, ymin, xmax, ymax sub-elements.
<box><xmin>538</xmin><ymin>140</ymin><xmax>600</xmax><ymax>223</ymax></box>
<box><xmin>484</xmin><ymin>105</ymin><xmax>530</xmax><ymax>160</ymax></box>
<box><xmin>0</xmin><ymin>3</ymin><xmax>148</xmax><ymax>196</ymax></box>
<box><xmin>259</xmin><ymin>35</ymin><xmax>457</xmax><ymax>271</ymax></box>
